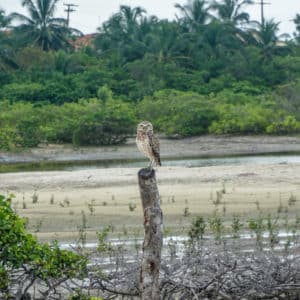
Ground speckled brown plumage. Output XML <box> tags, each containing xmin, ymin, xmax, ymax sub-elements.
<box><xmin>136</xmin><ymin>121</ymin><xmax>161</xmax><ymax>168</ymax></box>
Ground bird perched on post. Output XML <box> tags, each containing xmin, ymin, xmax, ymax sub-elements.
<box><xmin>136</xmin><ymin>121</ymin><xmax>161</xmax><ymax>169</ymax></box>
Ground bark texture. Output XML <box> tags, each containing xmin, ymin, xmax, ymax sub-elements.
<box><xmin>138</xmin><ymin>168</ymin><xmax>163</xmax><ymax>300</ymax></box>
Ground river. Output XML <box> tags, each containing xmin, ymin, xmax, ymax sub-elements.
<box><xmin>1</xmin><ymin>153</ymin><xmax>300</xmax><ymax>173</ymax></box>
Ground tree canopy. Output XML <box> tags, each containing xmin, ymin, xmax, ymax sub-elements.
<box><xmin>10</xmin><ymin>0</ymin><xmax>82</xmax><ymax>51</ymax></box>
<box><xmin>0</xmin><ymin>0</ymin><xmax>300</xmax><ymax>145</ymax></box>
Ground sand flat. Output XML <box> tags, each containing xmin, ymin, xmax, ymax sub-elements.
<box><xmin>1</xmin><ymin>162</ymin><xmax>300</xmax><ymax>241</ymax></box>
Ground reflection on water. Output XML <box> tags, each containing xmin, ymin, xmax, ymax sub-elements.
<box><xmin>97</xmin><ymin>155</ymin><xmax>300</xmax><ymax>169</ymax></box>
<box><xmin>1</xmin><ymin>154</ymin><xmax>300</xmax><ymax>173</ymax></box>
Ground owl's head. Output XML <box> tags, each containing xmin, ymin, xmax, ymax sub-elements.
<box><xmin>137</xmin><ymin>121</ymin><xmax>153</xmax><ymax>133</ymax></box>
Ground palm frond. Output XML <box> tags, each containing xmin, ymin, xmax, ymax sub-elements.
<box><xmin>10</xmin><ymin>0</ymin><xmax>77</xmax><ymax>51</ymax></box>
<box><xmin>49</xmin><ymin>17</ymin><xmax>68</xmax><ymax>26</ymax></box>
<box><xmin>21</xmin><ymin>0</ymin><xmax>41</xmax><ymax>23</ymax></box>
<box><xmin>9</xmin><ymin>12</ymin><xmax>35</xmax><ymax>25</ymax></box>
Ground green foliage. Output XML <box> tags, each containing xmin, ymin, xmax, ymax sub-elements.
<box><xmin>209</xmin><ymin>213</ymin><xmax>224</xmax><ymax>243</ymax></box>
<box><xmin>138</xmin><ymin>89</ymin><xmax>217</xmax><ymax>136</ymax></box>
<box><xmin>97</xmin><ymin>85</ymin><xmax>113</xmax><ymax>104</ymax></box>
<box><xmin>0</xmin><ymin>194</ymin><xmax>87</xmax><ymax>294</ymax></box>
<box><xmin>10</xmin><ymin>0</ymin><xmax>81</xmax><ymax>51</ymax></box>
<box><xmin>17</xmin><ymin>117</ymin><xmax>43</xmax><ymax>147</ymax></box>
<box><xmin>231</xmin><ymin>215</ymin><xmax>243</xmax><ymax>239</ymax></box>
<box><xmin>207</xmin><ymin>91</ymin><xmax>290</xmax><ymax>134</ymax></box>
<box><xmin>0</xmin><ymin>127</ymin><xmax>20</xmax><ymax>151</ymax></box>
<box><xmin>188</xmin><ymin>216</ymin><xmax>206</xmax><ymax>242</ymax></box>
<box><xmin>209</xmin><ymin>103</ymin><xmax>272</xmax><ymax>134</ymax></box>
<box><xmin>0</xmin><ymin>82</ymin><xmax>45</xmax><ymax>102</ymax></box>
<box><xmin>0</xmin><ymin>98</ymin><xmax>136</xmax><ymax>149</ymax></box>
<box><xmin>97</xmin><ymin>226</ymin><xmax>113</xmax><ymax>253</ymax></box>
<box><xmin>276</xmin><ymin>79</ymin><xmax>300</xmax><ymax>112</ymax></box>
<box><xmin>248</xmin><ymin>215</ymin><xmax>265</xmax><ymax>249</ymax></box>
<box><xmin>72</xmin><ymin>99</ymin><xmax>136</xmax><ymax>146</ymax></box>
<box><xmin>1</xmin><ymin>2</ymin><xmax>300</xmax><ymax>143</ymax></box>
<box><xmin>266</xmin><ymin>214</ymin><xmax>279</xmax><ymax>247</ymax></box>
<box><xmin>16</xmin><ymin>46</ymin><xmax>55</xmax><ymax>72</ymax></box>
<box><xmin>45</xmin><ymin>102</ymin><xmax>88</xmax><ymax>142</ymax></box>
<box><xmin>137</xmin><ymin>89</ymin><xmax>299</xmax><ymax>136</ymax></box>
<box><xmin>266</xmin><ymin>115</ymin><xmax>300</xmax><ymax>134</ymax></box>
<box><xmin>1</xmin><ymin>86</ymin><xmax>299</xmax><ymax>150</ymax></box>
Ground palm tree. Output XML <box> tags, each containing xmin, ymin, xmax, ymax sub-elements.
<box><xmin>211</xmin><ymin>0</ymin><xmax>253</xmax><ymax>25</ymax></box>
<box><xmin>248</xmin><ymin>19</ymin><xmax>289</xmax><ymax>59</ymax></box>
<box><xmin>119</xmin><ymin>5</ymin><xmax>146</xmax><ymax>37</ymax></box>
<box><xmin>95</xmin><ymin>5</ymin><xmax>147</xmax><ymax>62</ymax></box>
<box><xmin>175</xmin><ymin>0</ymin><xmax>213</xmax><ymax>32</ymax></box>
<box><xmin>293</xmin><ymin>14</ymin><xmax>300</xmax><ymax>43</ymax></box>
<box><xmin>0</xmin><ymin>8</ymin><xmax>11</xmax><ymax>28</ymax></box>
<box><xmin>0</xmin><ymin>9</ymin><xmax>18</xmax><ymax>71</ymax></box>
<box><xmin>10</xmin><ymin>0</ymin><xmax>81</xmax><ymax>51</ymax></box>
<box><xmin>144</xmin><ymin>20</ymin><xmax>186</xmax><ymax>64</ymax></box>
<box><xmin>99</xmin><ymin>5</ymin><xmax>146</xmax><ymax>41</ymax></box>
<box><xmin>210</xmin><ymin>0</ymin><xmax>255</xmax><ymax>49</ymax></box>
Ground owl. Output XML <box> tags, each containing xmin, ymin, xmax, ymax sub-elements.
<box><xmin>136</xmin><ymin>121</ymin><xmax>161</xmax><ymax>169</ymax></box>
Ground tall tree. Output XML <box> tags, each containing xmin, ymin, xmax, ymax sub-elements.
<box><xmin>210</xmin><ymin>0</ymin><xmax>255</xmax><ymax>50</ymax></box>
<box><xmin>248</xmin><ymin>19</ymin><xmax>289</xmax><ymax>59</ymax></box>
<box><xmin>0</xmin><ymin>8</ymin><xmax>11</xmax><ymax>28</ymax></box>
<box><xmin>175</xmin><ymin>0</ymin><xmax>213</xmax><ymax>32</ymax></box>
<box><xmin>0</xmin><ymin>9</ymin><xmax>17</xmax><ymax>71</ymax></box>
<box><xmin>10</xmin><ymin>0</ymin><xmax>81</xmax><ymax>51</ymax></box>
<box><xmin>119</xmin><ymin>5</ymin><xmax>146</xmax><ymax>37</ymax></box>
<box><xmin>211</xmin><ymin>0</ymin><xmax>253</xmax><ymax>25</ymax></box>
<box><xmin>144</xmin><ymin>20</ymin><xmax>185</xmax><ymax>63</ymax></box>
<box><xmin>95</xmin><ymin>5</ymin><xmax>147</xmax><ymax>62</ymax></box>
<box><xmin>293</xmin><ymin>14</ymin><xmax>300</xmax><ymax>43</ymax></box>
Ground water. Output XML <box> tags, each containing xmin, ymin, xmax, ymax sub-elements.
<box><xmin>59</xmin><ymin>230</ymin><xmax>300</xmax><ymax>251</ymax></box>
<box><xmin>103</xmin><ymin>154</ymin><xmax>300</xmax><ymax>169</ymax></box>
<box><xmin>1</xmin><ymin>153</ymin><xmax>300</xmax><ymax>173</ymax></box>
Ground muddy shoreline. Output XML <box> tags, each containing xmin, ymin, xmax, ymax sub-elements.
<box><xmin>1</xmin><ymin>135</ymin><xmax>300</xmax><ymax>164</ymax></box>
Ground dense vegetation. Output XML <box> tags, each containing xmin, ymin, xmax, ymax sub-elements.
<box><xmin>0</xmin><ymin>194</ymin><xmax>87</xmax><ymax>298</ymax></box>
<box><xmin>1</xmin><ymin>0</ymin><xmax>300</xmax><ymax>149</ymax></box>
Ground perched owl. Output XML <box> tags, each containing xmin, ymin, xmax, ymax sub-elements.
<box><xmin>136</xmin><ymin>121</ymin><xmax>161</xmax><ymax>169</ymax></box>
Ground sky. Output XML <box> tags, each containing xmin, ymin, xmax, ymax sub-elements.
<box><xmin>1</xmin><ymin>0</ymin><xmax>299</xmax><ymax>36</ymax></box>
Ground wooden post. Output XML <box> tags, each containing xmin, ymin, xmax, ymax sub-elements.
<box><xmin>138</xmin><ymin>168</ymin><xmax>163</xmax><ymax>300</ymax></box>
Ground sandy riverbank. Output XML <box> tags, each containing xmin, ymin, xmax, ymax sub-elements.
<box><xmin>1</xmin><ymin>161</ymin><xmax>300</xmax><ymax>241</ymax></box>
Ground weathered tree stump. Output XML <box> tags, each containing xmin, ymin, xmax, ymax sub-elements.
<box><xmin>138</xmin><ymin>168</ymin><xmax>163</xmax><ymax>300</ymax></box>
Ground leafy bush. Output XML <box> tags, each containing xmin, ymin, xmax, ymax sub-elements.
<box><xmin>40</xmin><ymin>102</ymin><xmax>87</xmax><ymax>143</ymax></box>
<box><xmin>266</xmin><ymin>115</ymin><xmax>300</xmax><ymax>134</ymax></box>
<box><xmin>0</xmin><ymin>98</ymin><xmax>136</xmax><ymax>149</ymax></box>
<box><xmin>16</xmin><ymin>117</ymin><xmax>43</xmax><ymax>147</ymax></box>
<box><xmin>275</xmin><ymin>80</ymin><xmax>300</xmax><ymax>120</ymax></box>
<box><xmin>73</xmin><ymin>99</ymin><xmax>136</xmax><ymax>146</ymax></box>
<box><xmin>97</xmin><ymin>84</ymin><xmax>113</xmax><ymax>104</ymax></box>
<box><xmin>0</xmin><ymin>194</ymin><xmax>87</xmax><ymax>297</ymax></box>
<box><xmin>138</xmin><ymin>89</ymin><xmax>217</xmax><ymax>136</ymax></box>
<box><xmin>0</xmin><ymin>82</ymin><xmax>45</xmax><ymax>102</ymax></box>
<box><xmin>188</xmin><ymin>216</ymin><xmax>206</xmax><ymax>242</ymax></box>
<box><xmin>0</xmin><ymin>127</ymin><xmax>20</xmax><ymax>150</ymax></box>
<box><xmin>16</xmin><ymin>46</ymin><xmax>55</xmax><ymax>72</ymax></box>
<box><xmin>0</xmin><ymin>87</ymin><xmax>299</xmax><ymax>151</ymax></box>
<box><xmin>208</xmin><ymin>103</ymin><xmax>272</xmax><ymax>134</ymax></box>
<box><xmin>137</xmin><ymin>88</ymin><xmax>300</xmax><ymax>136</ymax></box>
